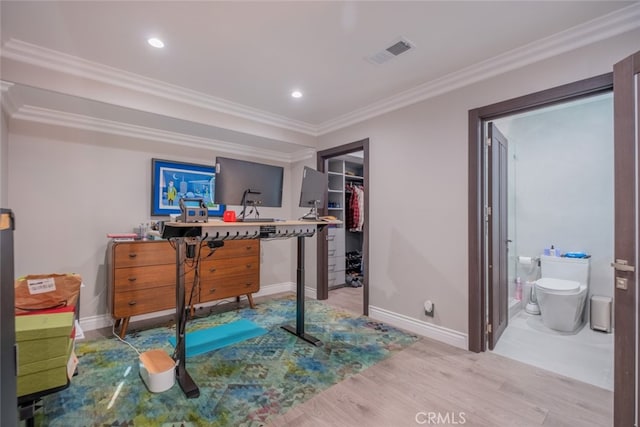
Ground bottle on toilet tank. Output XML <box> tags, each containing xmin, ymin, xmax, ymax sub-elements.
<box><xmin>515</xmin><ymin>277</ymin><xmax>522</xmax><ymax>300</ymax></box>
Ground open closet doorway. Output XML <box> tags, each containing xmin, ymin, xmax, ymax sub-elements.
<box><xmin>317</xmin><ymin>139</ymin><xmax>369</xmax><ymax>316</ymax></box>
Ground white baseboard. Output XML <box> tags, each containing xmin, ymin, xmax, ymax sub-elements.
<box><xmin>255</xmin><ymin>281</ymin><xmax>296</xmax><ymax>298</ymax></box>
<box><xmin>79</xmin><ymin>281</ymin><xmax>300</xmax><ymax>332</ymax></box>
<box><xmin>369</xmin><ymin>305</ymin><xmax>468</xmax><ymax>350</ymax></box>
<box><xmin>304</xmin><ymin>285</ymin><xmax>317</xmax><ymax>300</ymax></box>
<box><xmin>79</xmin><ymin>313</ymin><xmax>113</xmax><ymax>332</ymax></box>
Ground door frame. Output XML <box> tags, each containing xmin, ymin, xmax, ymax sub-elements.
<box><xmin>316</xmin><ymin>138</ymin><xmax>369</xmax><ymax>316</ymax></box>
<box><xmin>612</xmin><ymin>50</ymin><xmax>640</xmax><ymax>427</ymax></box>
<box><xmin>468</xmin><ymin>73</ymin><xmax>613</xmax><ymax>353</ymax></box>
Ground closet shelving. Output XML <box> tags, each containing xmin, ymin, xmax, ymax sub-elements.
<box><xmin>326</xmin><ymin>157</ymin><xmax>364</xmax><ymax>289</ymax></box>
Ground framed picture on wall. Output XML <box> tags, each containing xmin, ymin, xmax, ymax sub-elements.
<box><xmin>151</xmin><ymin>158</ymin><xmax>224</xmax><ymax>216</ymax></box>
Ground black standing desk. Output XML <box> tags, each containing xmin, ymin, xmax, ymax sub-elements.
<box><xmin>162</xmin><ymin>219</ymin><xmax>338</xmax><ymax>398</ymax></box>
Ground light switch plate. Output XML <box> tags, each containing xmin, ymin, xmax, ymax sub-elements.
<box><xmin>616</xmin><ymin>277</ymin><xmax>628</xmax><ymax>290</ymax></box>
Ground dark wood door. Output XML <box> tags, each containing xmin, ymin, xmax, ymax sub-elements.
<box><xmin>487</xmin><ymin>123</ymin><xmax>509</xmax><ymax>350</ymax></box>
<box><xmin>613</xmin><ymin>50</ymin><xmax>640</xmax><ymax>427</ymax></box>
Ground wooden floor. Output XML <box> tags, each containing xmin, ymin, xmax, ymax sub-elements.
<box><xmin>267</xmin><ymin>287</ymin><xmax>613</xmax><ymax>427</ymax></box>
<box><xmin>87</xmin><ymin>288</ymin><xmax>612</xmax><ymax>426</ymax></box>
<box><xmin>325</xmin><ymin>285</ymin><xmax>365</xmax><ymax>315</ymax></box>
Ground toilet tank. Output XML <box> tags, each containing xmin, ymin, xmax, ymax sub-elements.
<box><xmin>540</xmin><ymin>255</ymin><xmax>590</xmax><ymax>285</ymax></box>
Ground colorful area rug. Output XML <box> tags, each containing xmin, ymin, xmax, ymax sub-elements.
<box><xmin>37</xmin><ymin>296</ymin><xmax>418</xmax><ymax>426</ymax></box>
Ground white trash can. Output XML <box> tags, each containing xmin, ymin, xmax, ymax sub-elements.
<box><xmin>590</xmin><ymin>295</ymin><xmax>612</xmax><ymax>333</ymax></box>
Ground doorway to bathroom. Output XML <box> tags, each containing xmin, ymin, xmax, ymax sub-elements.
<box><xmin>468</xmin><ymin>73</ymin><xmax>616</xmax><ymax>377</ymax></box>
<box><xmin>470</xmin><ymin>51</ymin><xmax>640</xmax><ymax>427</ymax></box>
<box><xmin>489</xmin><ymin>92</ymin><xmax>614</xmax><ymax>391</ymax></box>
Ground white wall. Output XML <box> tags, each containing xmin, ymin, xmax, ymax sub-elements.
<box><xmin>497</xmin><ymin>94</ymin><xmax>614</xmax><ymax>301</ymax></box>
<box><xmin>7</xmin><ymin>125</ymin><xmax>297</xmax><ymax>322</ymax></box>
<box><xmin>317</xmin><ymin>28</ymin><xmax>640</xmax><ymax>336</ymax></box>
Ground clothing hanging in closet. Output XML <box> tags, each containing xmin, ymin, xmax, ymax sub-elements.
<box><xmin>346</xmin><ymin>184</ymin><xmax>364</xmax><ymax>232</ymax></box>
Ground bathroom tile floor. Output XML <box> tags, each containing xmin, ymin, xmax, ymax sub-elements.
<box><xmin>492</xmin><ymin>310</ymin><xmax>613</xmax><ymax>390</ymax></box>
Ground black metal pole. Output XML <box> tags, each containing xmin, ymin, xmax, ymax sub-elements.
<box><xmin>174</xmin><ymin>237</ymin><xmax>199</xmax><ymax>398</ymax></box>
<box><xmin>281</xmin><ymin>234</ymin><xmax>322</xmax><ymax>346</ymax></box>
<box><xmin>296</xmin><ymin>235</ymin><xmax>305</xmax><ymax>335</ymax></box>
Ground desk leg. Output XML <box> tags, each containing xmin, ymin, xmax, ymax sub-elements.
<box><xmin>175</xmin><ymin>238</ymin><xmax>200</xmax><ymax>398</ymax></box>
<box><xmin>281</xmin><ymin>235</ymin><xmax>323</xmax><ymax>347</ymax></box>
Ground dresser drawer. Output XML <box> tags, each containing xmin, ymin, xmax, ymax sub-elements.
<box><xmin>199</xmin><ymin>276</ymin><xmax>259</xmax><ymax>303</ymax></box>
<box><xmin>113</xmin><ymin>241</ymin><xmax>175</xmax><ymax>267</ymax></box>
<box><xmin>328</xmin><ymin>256</ymin><xmax>346</xmax><ymax>273</ymax></box>
<box><xmin>329</xmin><ymin>270</ymin><xmax>345</xmax><ymax>287</ymax></box>
<box><xmin>113</xmin><ymin>264</ymin><xmax>178</xmax><ymax>292</ymax></box>
<box><xmin>209</xmin><ymin>240</ymin><xmax>259</xmax><ymax>260</ymax></box>
<box><xmin>199</xmin><ymin>257</ymin><xmax>259</xmax><ymax>281</ymax></box>
<box><xmin>113</xmin><ymin>285</ymin><xmax>176</xmax><ymax>317</ymax></box>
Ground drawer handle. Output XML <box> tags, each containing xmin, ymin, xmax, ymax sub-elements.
<box><xmin>128</xmin><ymin>277</ymin><xmax>137</xmax><ymax>282</ymax></box>
<box><xmin>246</xmin><ymin>246</ymin><xmax>252</xmax><ymax>250</ymax></box>
<box><xmin>209</xmin><ymin>288</ymin><xmax>216</xmax><ymax>293</ymax></box>
<box><xmin>128</xmin><ymin>253</ymin><xmax>137</xmax><ymax>258</ymax></box>
<box><xmin>246</xmin><ymin>264</ymin><xmax>252</xmax><ymax>269</ymax></box>
<box><xmin>209</xmin><ymin>267</ymin><xmax>216</xmax><ymax>273</ymax></box>
<box><xmin>128</xmin><ymin>301</ymin><xmax>137</xmax><ymax>306</ymax></box>
<box><xmin>245</xmin><ymin>283</ymin><xmax>252</xmax><ymax>287</ymax></box>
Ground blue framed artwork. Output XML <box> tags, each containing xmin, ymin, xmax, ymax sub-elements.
<box><xmin>151</xmin><ymin>158</ymin><xmax>224</xmax><ymax>216</ymax></box>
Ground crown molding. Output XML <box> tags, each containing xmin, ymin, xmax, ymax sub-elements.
<box><xmin>1</xmin><ymin>38</ymin><xmax>318</xmax><ymax>137</ymax></box>
<box><xmin>0</xmin><ymin>81</ymin><xmax>14</xmax><ymax>92</ymax></box>
<box><xmin>11</xmin><ymin>105</ymin><xmax>314</xmax><ymax>163</ymax></box>
<box><xmin>2</xmin><ymin>3</ymin><xmax>638</xmax><ymax>138</ymax></box>
<box><xmin>316</xmin><ymin>2</ymin><xmax>640</xmax><ymax>135</ymax></box>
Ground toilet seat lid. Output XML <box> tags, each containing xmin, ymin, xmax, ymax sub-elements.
<box><xmin>536</xmin><ymin>278</ymin><xmax>581</xmax><ymax>292</ymax></box>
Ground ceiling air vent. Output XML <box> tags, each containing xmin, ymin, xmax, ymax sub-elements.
<box><xmin>366</xmin><ymin>37</ymin><xmax>415</xmax><ymax>65</ymax></box>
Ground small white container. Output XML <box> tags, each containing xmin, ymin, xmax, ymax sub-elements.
<box><xmin>590</xmin><ymin>295</ymin><xmax>612</xmax><ymax>333</ymax></box>
<box><xmin>139</xmin><ymin>349</ymin><xmax>176</xmax><ymax>393</ymax></box>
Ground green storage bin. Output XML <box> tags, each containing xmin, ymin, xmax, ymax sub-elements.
<box><xmin>15</xmin><ymin>311</ymin><xmax>74</xmax><ymax>397</ymax></box>
<box><xmin>17</xmin><ymin>366</ymin><xmax>68</xmax><ymax>397</ymax></box>
<box><xmin>15</xmin><ymin>312</ymin><xmax>74</xmax><ymax>341</ymax></box>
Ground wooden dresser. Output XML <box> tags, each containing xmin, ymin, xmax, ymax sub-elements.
<box><xmin>107</xmin><ymin>239</ymin><xmax>260</xmax><ymax>337</ymax></box>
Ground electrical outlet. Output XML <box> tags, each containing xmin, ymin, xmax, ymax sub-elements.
<box><xmin>424</xmin><ymin>300</ymin><xmax>434</xmax><ymax>317</ymax></box>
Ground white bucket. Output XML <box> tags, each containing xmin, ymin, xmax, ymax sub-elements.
<box><xmin>139</xmin><ymin>349</ymin><xmax>176</xmax><ymax>393</ymax></box>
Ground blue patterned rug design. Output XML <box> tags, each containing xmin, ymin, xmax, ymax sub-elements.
<box><xmin>37</xmin><ymin>296</ymin><xmax>418</xmax><ymax>426</ymax></box>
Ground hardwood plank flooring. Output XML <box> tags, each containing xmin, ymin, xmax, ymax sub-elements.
<box><xmin>267</xmin><ymin>298</ymin><xmax>613</xmax><ymax>427</ymax></box>
<box><xmin>267</xmin><ymin>338</ymin><xmax>612</xmax><ymax>426</ymax></box>
<box><xmin>324</xmin><ymin>286</ymin><xmax>364</xmax><ymax>315</ymax></box>
<box><xmin>84</xmin><ymin>289</ymin><xmax>612</xmax><ymax>426</ymax></box>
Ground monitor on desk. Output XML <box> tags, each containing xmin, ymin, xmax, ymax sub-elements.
<box><xmin>214</xmin><ymin>157</ymin><xmax>284</xmax><ymax>221</ymax></box>
<box><xmin>299</xmin><ymin>166</ymin><xmax>327</xmax><ymax>220</ymax></box>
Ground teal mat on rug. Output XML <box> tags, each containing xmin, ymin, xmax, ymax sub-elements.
<box><xmin>169</xmin><ymin>319</ymin><xmax>268</xmax><ymax>357</ymax></box>
<box><xmin>37</xmin><ymin>296</ymin><xmax>418</xmax><ymax>426</ymax></box>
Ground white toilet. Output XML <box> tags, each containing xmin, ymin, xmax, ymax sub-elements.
<box><xmin>534</xmin><ymin>255</ymin><xmax>590</xmax><ymax>332</ymax></box>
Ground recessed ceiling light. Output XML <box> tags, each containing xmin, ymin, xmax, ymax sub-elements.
<box><xmin>147</xmin><ymin>37</ymin><xmax>165</xmax><ymax>48</ymax></box>
<box><xmin>291</xmin><ymin>90</ymin><xmax>303</xmax><ymax>99</ymax></box>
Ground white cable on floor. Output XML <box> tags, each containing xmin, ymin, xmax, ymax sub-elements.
<box><xmin>111</xmin><ymin>322</ymin><xmax>141</xmax><ymax>356</ymax></box>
